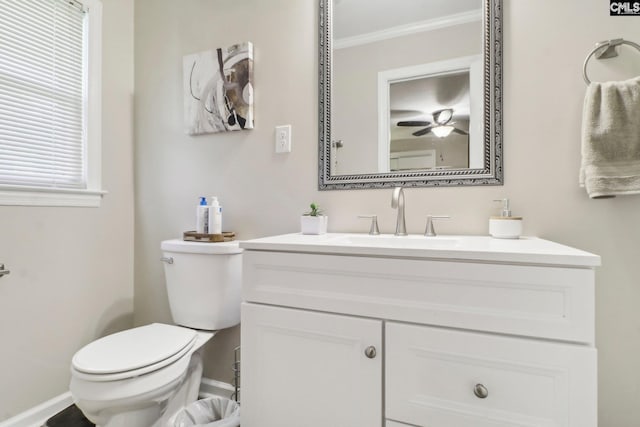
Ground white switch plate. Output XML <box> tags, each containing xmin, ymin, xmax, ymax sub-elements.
<box><xmin>275</xmin><ymin>125</ymin><xmax>292</xmax><ymax>153</ymax></box>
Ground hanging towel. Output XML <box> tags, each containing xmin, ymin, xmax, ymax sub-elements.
<box><xmin>580</xmin><ymin>76</ymin><xmax>640</xmax><ymax>198</ymax></box>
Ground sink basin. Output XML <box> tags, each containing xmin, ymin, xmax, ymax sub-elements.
<box><xmin>330</xmin><ymin>234</ymin><xmax>460</xmax><ymax>249</ymax></box>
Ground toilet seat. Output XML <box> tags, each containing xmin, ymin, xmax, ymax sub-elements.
<box><xmin>72</xmin><ymin>323</ymin><xmax>197</xmax><ymax>382</ymax></box>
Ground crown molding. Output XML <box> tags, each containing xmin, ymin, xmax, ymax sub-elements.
<box><xmin>334</xmin><ymin>9</ymin><xmax>482</xmax><ymax>50</ymax></box>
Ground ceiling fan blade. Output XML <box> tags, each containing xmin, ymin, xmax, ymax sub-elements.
<box><xmin>413</xmin><ymin>127</ymin><xmax>433</xmax><ymax>137</ymax></box>
<box><xmin>397</xmin><ymin>121</ymin><xmax>430</xmax><ymax>127</ymax></box>
<box><xmin>452</xmin><ymin>128</ymin><xmax>469</xmax><ymax>135</ymax></box>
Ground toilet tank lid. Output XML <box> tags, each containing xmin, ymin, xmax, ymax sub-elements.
<box><xmin>72</xmin><ymin>323</ymin><xmax>197</xmax><ymax>375</ymax></box>
<box><xmin>161</xmin><ymin>239</ymin><xmax>243</xmax><ymax>254</ymax></box>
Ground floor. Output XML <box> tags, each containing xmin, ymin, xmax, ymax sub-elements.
<box><xmin>43</xmin><ymin>404</ymin><xmax>94</xmax><ymax>427</ymax></box>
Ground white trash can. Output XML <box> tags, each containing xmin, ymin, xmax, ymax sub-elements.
<box><xmin>169</xmin><ymin>396</ymin><xmax>240</xmax><ymax>427</ymax></box>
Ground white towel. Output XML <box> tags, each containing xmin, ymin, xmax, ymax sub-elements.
<box><xmin>580</xmin><ymin>76</ymin><xmax>640</xmax><ymax>198</ymax></box>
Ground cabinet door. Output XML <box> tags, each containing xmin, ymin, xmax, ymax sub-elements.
<box><xmin>386</xmin><ymin>322</ymin><xmax>597</xmax><ymax>427</ymax></box>
<box><xmin>241</xmin><ymin>303</ymin><xmax>382</xmax><ymax>427</ymax></box>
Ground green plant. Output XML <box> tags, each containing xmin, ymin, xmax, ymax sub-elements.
<box><xmin>304</xmin><ymin>202</ymin><xmax>323</xmax><ymax>217</ymax></box>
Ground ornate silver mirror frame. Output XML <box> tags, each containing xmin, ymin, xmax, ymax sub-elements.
<box><xmin>318</xmin><ymin>0</ymin><xmax>503</xmax><ymax>190</ymax></box>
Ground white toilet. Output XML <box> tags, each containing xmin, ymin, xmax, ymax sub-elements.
<box><xmin>69</xmin><ymin>240</ymin><xmax>243</xmax><ymax>427</ymax></box>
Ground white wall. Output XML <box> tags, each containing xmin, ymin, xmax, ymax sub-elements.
<box><xmin>134</xmin><ymin>0</ymin><xmax>640</xmax><ymax>425</ymax></box>
<box><xmin>0</xmin><ymin>0</ymin><xmax>135</xmax><ymax>420</ymax></box>
<box><xmin>134</xmin><ymin>0</ymin><xmax>319</xmax><ymax>382</ymax></box>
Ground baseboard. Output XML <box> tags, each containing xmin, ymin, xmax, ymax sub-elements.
<box><xmin>0</xmin><ymin>378</ymin><xmax>234</xmax><ymax>427</ymax></box>
<box><xmin>199</xmin><ymin>377</ymin><xmax>236</xmax><ymax>399</ymax></box>
<box><xmin>0</xmin><ymin>392</ymin><xmax>73</xmax><ymax>427</ymax></box>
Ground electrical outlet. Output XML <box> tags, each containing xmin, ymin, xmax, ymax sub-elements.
<box><xmin>275</xmin><ymin>125</ymin><xmax>292</xmax><ymax>153</ymax></box>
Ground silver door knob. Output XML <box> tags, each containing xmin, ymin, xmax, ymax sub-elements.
<box><xmin>364</xmin><ymin>346</ymin><xmax>377</xmax><ymax>359</ymax></box>
<box><xmin>474</xmin><ymin>383</ymin><xmax>489</xmax><ymax>399</ymax></box>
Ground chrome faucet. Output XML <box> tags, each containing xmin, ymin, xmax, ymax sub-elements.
<box><xmin>391</xmin><ymin>187</ymin><xmax>407</xmax><ymax>236</ymax></box>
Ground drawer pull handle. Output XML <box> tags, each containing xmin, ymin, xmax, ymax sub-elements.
<box><xmin>474</xmin><ymin>383</ymin><xmax>489</xmax><ymax>399</ymax></box>
<box><xmin>364</xmin><ymin>346</ymin><xmax>377</xmax><ymax>359</ymax></box>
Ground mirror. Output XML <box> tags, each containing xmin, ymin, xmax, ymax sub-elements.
<box><xmin>319</xmin><ymin>0</ymin><xmax>503</xmax><ymax>190</ymax></box>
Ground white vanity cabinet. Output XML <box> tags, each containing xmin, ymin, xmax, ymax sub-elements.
<box><xmin>240</xmin><ymin>234</ymin><xmax>600</xmax><ymax>427</ymax></box>
<box><xmin>241</xmin><ymin>303</ymin><xmax>382</xmax><ymax>427</ymax></box>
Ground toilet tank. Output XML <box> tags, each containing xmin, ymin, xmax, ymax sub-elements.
<box><xmin>161</xmin><ymin>239</ymin><xmax>243</xmax><ymax>330</ymax></box>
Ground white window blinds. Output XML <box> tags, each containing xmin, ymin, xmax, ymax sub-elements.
<box><xmin>0</xmin><ymin>0</ymin><xmax>87</xmax><ymax>190</ymax></box>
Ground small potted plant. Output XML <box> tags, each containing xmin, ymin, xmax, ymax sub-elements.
<box><xmin>300</xmin><ymin>202</ymin><xmax>328</xmax><ymax>235</ymax></box>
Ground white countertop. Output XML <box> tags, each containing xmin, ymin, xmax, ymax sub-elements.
<box><xmin>239</xmin><ymin>233</ymin><xmax>601</xmax><ymax>267</ymax></box>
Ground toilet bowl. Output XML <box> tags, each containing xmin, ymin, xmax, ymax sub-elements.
<box><xmin>69</xmin><ymin>240</ymin><xmax>243</xmax><ymax>427</ymax></box>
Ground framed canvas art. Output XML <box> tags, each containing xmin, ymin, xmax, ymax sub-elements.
<box><xmin>184</xmin><ymin>42</ymin><xmax>254</xmax><ymax>135</ymax></box>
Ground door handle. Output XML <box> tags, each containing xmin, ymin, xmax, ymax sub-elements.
<box><xmin>0</xmin><ymin>264</ymin><xmax>10</xmax><ymax>278</ymax></box>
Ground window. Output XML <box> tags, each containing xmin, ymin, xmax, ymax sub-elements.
<box><xmin>0</xmin><ymin>0</ymin><xmax>103</xmax><ymax>207</ymax></box>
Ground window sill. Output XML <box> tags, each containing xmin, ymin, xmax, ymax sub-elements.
<box><xmin>0</xmin><ymin>186</ymin><xmax>108</xmax><ymax>207</ymax></box>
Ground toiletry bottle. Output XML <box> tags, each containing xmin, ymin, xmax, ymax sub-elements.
<box><xmin>196</xmin><ymin>196</ymin><xmax>209</xmax><ymax>234</ymax></box>
<box><xmin>489</xmin><ymin>198</ymin><xmax>523</xmax><ymax>239</ymax></box>
<box><xmin>208</xmin><ymin>196</ymin><xmax>222</xmax><ymax>234</ymax></box>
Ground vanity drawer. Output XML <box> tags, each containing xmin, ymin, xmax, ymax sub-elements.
<box><xmin>385</xmin><ymin>322</ymin><xmax>597</xmax><ymax>427</ymax></box>
<box><xmin>243</xmin><ymin>251</ymin><xmax>595</xmax><ymax>343</ymax></box>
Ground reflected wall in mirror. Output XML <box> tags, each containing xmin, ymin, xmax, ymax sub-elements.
<box><xmin>319</xmin><ymin>0</ymin><xmax>503</xmax><ymax>190</ymax></box>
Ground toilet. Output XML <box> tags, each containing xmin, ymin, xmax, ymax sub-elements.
<box><xmin>69</xmin><ymin>240</ymin><xmax>243</xmax><ymax>427</ymax></box>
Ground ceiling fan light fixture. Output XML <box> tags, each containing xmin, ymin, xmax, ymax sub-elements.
<box><xmin>432</xmin><ymin>125</ymin><xmax>454</xmax><ymax>138</ymax></box>
<box><xmin>433</xmin><ymin>108</ymin><xmax>453</xmax><ymax>125</ymax></box>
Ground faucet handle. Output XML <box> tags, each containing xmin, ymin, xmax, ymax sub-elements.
<box><xmin>425</xmin><ymin>215</ymin><xmax>450</xmax><ymax>237</ymax></box>
<box><xmin>358</xmin><ymin>215</ymin><xmax>380</xmax><ymax>235</ymax></box>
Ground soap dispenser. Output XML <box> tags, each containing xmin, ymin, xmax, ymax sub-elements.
<box><xmin>489</xmin><ymin>198</ymin><xmax>523</xmax><ymax>239</ymax></box>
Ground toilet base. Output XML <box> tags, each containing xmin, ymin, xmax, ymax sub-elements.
<box><xmin>75</xmin><ymin>350</ymin><xmax>205</xmax><ymax>427</ymax></box>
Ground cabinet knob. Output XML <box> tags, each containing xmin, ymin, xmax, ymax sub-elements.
<box><xmin>474</xmin><ymin>383</ymin><xmax>489</xmax><ymax>399</ymax></box>
<box><xmin>364</xmin><ymin>346</ymin><xmax>377</xmax><ymax>359</ymax></box>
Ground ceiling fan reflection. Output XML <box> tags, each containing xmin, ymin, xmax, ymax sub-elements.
<box><xmin>397</xmin><ymin>108</ymin><xmax>468</xmax><ymax>138</ymax></box>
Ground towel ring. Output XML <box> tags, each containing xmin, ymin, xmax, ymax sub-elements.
<box><xmin>583</xmin><ymin>38</ymin><xmax>640</xmax><ymax>84</ymax></box>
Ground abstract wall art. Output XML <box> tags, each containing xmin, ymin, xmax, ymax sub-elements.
<box><xmin>183</xmin><ymin>42</ymin><xmax>254</xmax><ymax>135</ymax></box>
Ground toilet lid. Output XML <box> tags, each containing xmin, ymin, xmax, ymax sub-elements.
<box><xmin>72</xmin><ymin>323</ymin><xmax>197</xmax><ymax>375</ymax></box>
